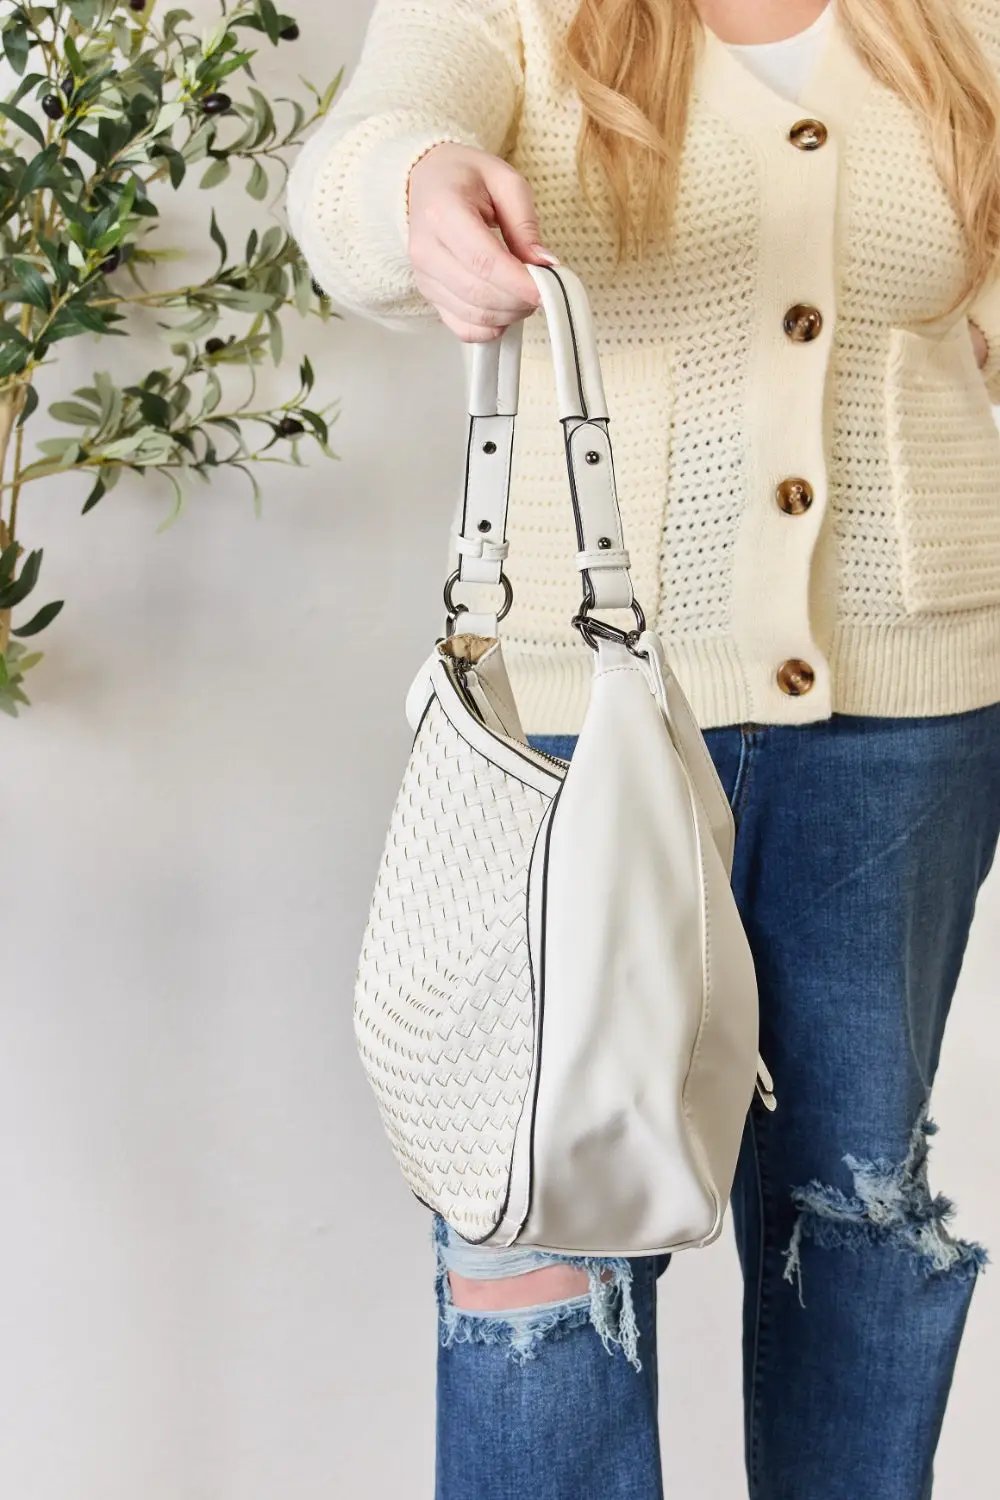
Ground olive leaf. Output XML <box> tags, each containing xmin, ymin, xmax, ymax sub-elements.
<box><xmin>0</xmin><ymin>0</ymin><xmax>342</xmax><ymax>715</ymax></box>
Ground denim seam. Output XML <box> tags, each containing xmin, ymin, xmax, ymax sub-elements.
<box><xmin>730</xmin><ymin>727</ymin><xmax>758</xmax><ymax>825</ymax></box>
<box><xmin>746</xmin><ymin>1106</ymin><xmax>773</xmax><ymax>1500</ymax></box>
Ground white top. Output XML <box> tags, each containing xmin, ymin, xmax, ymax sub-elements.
<box><xmin>724</xmin><ymin>3</ymin><xmax>834</xmax><ymax>102</ymax></box>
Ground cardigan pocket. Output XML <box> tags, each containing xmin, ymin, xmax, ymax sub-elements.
<box><xmin>885</xmin><ymin>320</ymin><xmax>1000</xmax><ymax>614</ymax></box>
<box><xmin>503</xmin><ymin>344</ymin><xmax>673</xmax><ymax>646</ymax></box>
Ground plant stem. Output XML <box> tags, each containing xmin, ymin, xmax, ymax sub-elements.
<box><xmin>8</xmin><ymin>418</ymin><xmax>26</xmax><ymax>541</ymax></box>
<box><xmin>0</xmin><ymin>394</ymin><xmax>15</xmax><ymax>655</ymax></box>
<box><xmin>0</xmin><ymin>437</ymin><xmax>313</xmax><ymax>496</ymax></box>
<box><xmin>0</xmin><ymin>392</ymin><xmax>20</xmax><ymax>497</ymax></box>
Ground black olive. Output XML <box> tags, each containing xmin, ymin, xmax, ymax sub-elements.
<box><xmin>100</xmin><ymin>248</ymin><xmax>122</xmax><ymax>273</ymax></box>
<box><xmin>61</xmin><ymin>73</ymin><xmax>74</xmax><ymax>98</ymax></box>
<box><xmin>128</xmin><ymin>0</ymin><xmax>146</xmax><ymax>11</ymax></box>
<box><xmin>201</xmin><ymin>92</ymin><xmax>232</xmax><ymax>117</ymax></box>
<box><xmin>41</xmin><ymin>94</ymin><xmax>64</xmax><ymax>120</ymax></box>
<box><xmin>279</xmin><ymin>23</ymin><xmax>300</xmax><ymax>41</ymax></box>
<box><xmin>275</xmin><ymin>416</ymin><xmax>304</xmax><ymax>438</ymax></box>
<box><xmin>205</xmin><ymin>337</ymin><xmax>226</xmax><ymax>355</ymax></box>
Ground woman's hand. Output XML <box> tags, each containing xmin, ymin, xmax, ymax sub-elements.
<box><xmin>407</xmin><ymin>143</ymin><xmax>559</xmax><ymax>343</ymax></box>
<box><xmin>968</xmin><ymin>317</ymin><xmax>989</xmax><ymax>370</ymax></box>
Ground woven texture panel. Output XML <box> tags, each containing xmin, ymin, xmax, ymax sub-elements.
<box><xmin>354</xmin><ymin>697</ymin><xmax>555</xmax><ymax>1240</ymax></box>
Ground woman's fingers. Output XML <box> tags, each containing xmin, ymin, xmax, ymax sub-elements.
<box><xmin>429</xmin><ymin>194</ymin><xmax>540</xmax><ymax>310</ymax></box>
<box><xmin>407</xmin><ymin>143</ymin><xmax>556</xmax><ymax>341</ymax></box>
<box><xmin>479</xmin><ymin>154</ymin><xmax>553</xmax><ymax>268</ymax></box>
<box><xmin>414</xmin><ymin>255</ymin><xmax>531</xmax><ymax>329</ymax></box>
<box><xmin>412</xmin><ymin>201</ymin><xmax>539</xmax><ymax>315</ymax></box>
<box><xmin>436</xmin><ymin>306</ymin><xmax>504</xmax><ymax>343</ymax></box>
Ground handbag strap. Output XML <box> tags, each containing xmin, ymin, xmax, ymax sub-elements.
<box><xmin>446</xmin><ymin>264</ymin><xmax>644</xmax><ymax>645</ymax></box>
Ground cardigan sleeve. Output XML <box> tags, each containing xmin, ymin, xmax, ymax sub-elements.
<box><xmin>967</xmin><ymin>269</ymin><xmax>1000</xmax><ymax>406</ymax></box>
<box><xmin>285</xmin><ymin>0</ymin><xmax>524</xmax><ymax>330</ymax></box>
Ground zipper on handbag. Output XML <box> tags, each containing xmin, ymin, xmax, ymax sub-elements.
<box><xmin>450</xmin><ymin>656</ymin><xmax>494</xmax><ymax>726</ymax></box>
<box><xmin>447</xmin><ymin>656</ymin><xmax>569</xmax><ymax>770</ymax></box>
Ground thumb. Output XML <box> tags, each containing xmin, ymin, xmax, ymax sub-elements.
<box><xmin>481</xmin><ymin>158</ymin><xmax>559</xmax><ymax>266</ymax></box>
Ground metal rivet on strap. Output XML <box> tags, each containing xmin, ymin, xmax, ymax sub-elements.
<box><xmin>585</xmin><ymin>450</ymin><xmax>601</xmax><ymax>464</ymax></box>
<box><xmin>483</xmin><ymin>440</ymin><xmax>497</xmax><ymax>454</ymax></box>
<box><xmin>598</xmin><ymin>536</ymin><xmax>612</xmax><ymax>548</ymax></box>
<box><xmin>477</xmin><ymin>519</ymin><xmax>491</xmax><ymax>533</ymax></box>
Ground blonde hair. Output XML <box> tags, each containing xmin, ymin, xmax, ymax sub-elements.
<box><xmin>565</xmin><ymin>0</ymin><xmax>1000</xmax><ymax>316</ymax></box>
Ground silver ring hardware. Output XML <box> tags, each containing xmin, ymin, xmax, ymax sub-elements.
<box><xmin>443</xmin><ymin>568</ymin><xmax>514</xmax><ymax>632</ymax></box>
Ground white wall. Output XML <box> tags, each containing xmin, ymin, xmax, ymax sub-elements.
<box><xmin>1</xmin><ymin>6</ymin><xmax>997</xmax><ymax>1497</ymax></box>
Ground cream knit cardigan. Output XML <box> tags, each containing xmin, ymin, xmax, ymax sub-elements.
<box><xmin>287</xmin><ymin>0</ymin><xmax>1000</xmax><ymax>733</ymax></box>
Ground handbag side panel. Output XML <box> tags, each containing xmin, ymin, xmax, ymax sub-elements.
<box><xmin>353</xmin><ymin>671</ymin><xmax>557</xmax><ymax>1243</ymax></box>
<box><xmin>513</xmin><ymin>653</ymin><xmax>723</xmax><ymax>1255</ymax></box>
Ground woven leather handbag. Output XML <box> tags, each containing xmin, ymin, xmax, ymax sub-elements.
<box><xmin>354</xmin><ymin>263</ymin><xmax>774</xmax><ymax>1255</ymax></box>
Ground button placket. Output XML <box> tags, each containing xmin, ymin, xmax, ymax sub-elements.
<box><xmin>714</xmin><ymin>95</ymin><xmax>839</xmax><ymax>721</ymax></box>
<box><xmin>773</xmin><ymin>287</ymin><xmax>823</xmax><ymax>682</ymax></box>
<box><xmin>694</xmin><ymin>23</ymin><xmax>877</xmax><ymax>722</ymax></box>
<box><xmin>771</xmin><ymin>117</ymin><xmax>829</xmax><ymax>703</ymax></box>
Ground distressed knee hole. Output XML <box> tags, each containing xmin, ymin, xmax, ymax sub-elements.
<box><xmin>448</xmin><ymin>1264</ymin><xmax>591</xmax><ymax>1312</ymax></box>
<box><xmin>782</xmin><ymin>1105</ymin><xmax>988</xmax><ymax>1307</ymax></box>
<box><xmin>432</xmin><ymin>1218</ymin><xmax>641</xmax><ymax>1370</ymax></box>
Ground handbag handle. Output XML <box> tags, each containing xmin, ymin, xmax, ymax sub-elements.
<box><xmin>446</xmin><ymin>264</ymin><xmax>645</xmax><ymax>646</ymax></box>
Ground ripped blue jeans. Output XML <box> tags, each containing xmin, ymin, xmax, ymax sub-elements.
<box><xmin>434</xmin><ymin>705</ymin><xmax>1000</xmax><ymax>1500</ymax></box>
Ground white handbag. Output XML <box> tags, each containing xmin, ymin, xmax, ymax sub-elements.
<box><xmin>354</xmin><ymin>264</ymin><xmax>774</xmax><ymax>1256</ymax></box>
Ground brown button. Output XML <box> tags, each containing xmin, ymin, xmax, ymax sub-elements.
<box><xmin>776</xmin><ymin>477</ymin><xmax>814</xmax><ymax>515</ymax></box>
<box><xmin>788</xmin><ymin>118</ymin><xmax>828</xmax><ymax>150</ymax></box>
<box><xmin>777</xmin><ymin>659</ymin><xmax>816</xmax><ymax>696</ymax></box>
<box><xmin>783</xmin><ymin>304</ymin><xmax>823</xmax><ymax>342</ymax></box>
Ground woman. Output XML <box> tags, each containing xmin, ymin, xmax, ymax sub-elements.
<box><xmin>287</xmin><ymin>2</ymin><xmax>1000</xmax><ymax>1496</ymax></box>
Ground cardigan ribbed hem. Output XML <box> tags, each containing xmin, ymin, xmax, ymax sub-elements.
<box><xmin>504</xmin><ymin>611</ymin><xmax>1000</xmax><ymax>734</ymax></box>
<box><xmin>828</xmin><ymin>614</ymin><xmax>1000</xmax><ymax>719</ymax></box>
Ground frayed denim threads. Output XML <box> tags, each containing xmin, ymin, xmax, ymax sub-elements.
<box><xmin>433</xmin><ymin>1215</ymin><xmax>641</xmax><ymax>1371</ymax></box>
<box><xmin>782</xmin><ymin>1107</ymin><xmax>987</xmax><ymax>1307</ymax></box>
